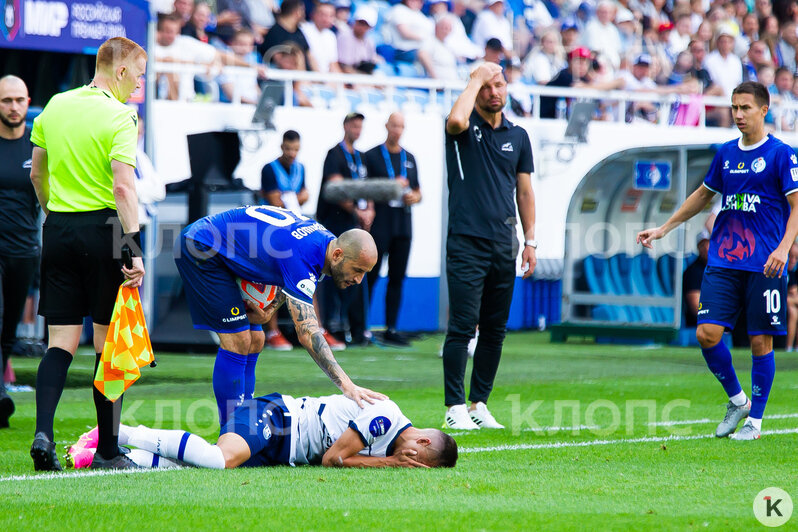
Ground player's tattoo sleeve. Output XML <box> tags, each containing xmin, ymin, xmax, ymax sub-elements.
<box><xmin>287</xmin><ymin>297</ymin><xmax>345</xmax><ymax>389</ymax></box>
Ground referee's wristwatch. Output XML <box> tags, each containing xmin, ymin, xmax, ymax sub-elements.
<box><xmin>525</xmin><ymin>239</ymin><xmax>538</xmax><ymax>249</ymax></box>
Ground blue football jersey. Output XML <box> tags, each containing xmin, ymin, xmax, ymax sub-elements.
<box><xmin>703</xmin><ymin>135</ymin><xmax>798</xmax><ymax>273</ymax></box>
<box><xmin>184</xmin><ymin>206</ymin><xmax>334</xmax><ymax>304</ymax></box>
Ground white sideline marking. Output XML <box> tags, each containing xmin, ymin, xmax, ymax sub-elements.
<box><xmin>460</xmin><ymin>427</ymin><xmax>798</xmax><ymax>454</ymax></box>
<box><xmin>0</xmin><ymin>466</ymin><xmax>184</xmax><ymax>483</ymax></box>
<box><xmin>649</xmin><ymin>412</ymin><xmax>798</xmax><ymax>427</ymax></box>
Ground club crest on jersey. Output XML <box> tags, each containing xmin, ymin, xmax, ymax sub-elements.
<box><xmin>22</xmin><ymin>158</ymin><xmax>32</xmax><ymax>169</ymax></box>
<box><xmin>751</xmin><ymin>157</ymin><xmax>766</xmax><ymax>173</ymax></box>
<box><xmin>369</xmin><ymin>416</ymin><xmax>392</xmax><ymax>437</ymax></box>
<box><xmin>791</xmin><ymin>153</ymin><xmax>797</xmax><ymax>165</ymax></box>
<box><xmin>473</xmin><ymin>125</ymin><xmax>482</xmax><ymax>142</ymax></box>
<box><xmin>501</xmin><ymin>142</ymin><xmax>513</xmax><ymax>152</ymax></box>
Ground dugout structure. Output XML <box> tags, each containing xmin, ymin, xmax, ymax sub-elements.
<box><xmin>551</xmin><ymin>144</ymin><xmax>717</xmax><ymax>343</ymax></box>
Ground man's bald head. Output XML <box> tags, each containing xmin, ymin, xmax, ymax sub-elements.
<box><xmin>0</xmin><ymin>75</ymin><xmax>29</xmax><ymax>132</ymax></box>
<box><xmin>328</xmin><ymin>229</ymin><xmax>377</xmax><ymax>289</ymax></box>
<box><xmin>385</xmin><ymin>112</ymin><xmax>405</xmax><ymax>145</ymax></box>
<box><xmin>336</xmin><ymin>228</ymin><xmax>377</xmax><ymax>262</ymax></box>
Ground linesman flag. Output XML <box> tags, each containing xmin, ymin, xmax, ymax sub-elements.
<box><xmin>94</xmin><ymin>286</ymin><xmax>154</xmax><ymax>402</ymax></box>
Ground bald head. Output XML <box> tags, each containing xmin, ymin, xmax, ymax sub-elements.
<box><xmin>0</xmin><ymin>76</ymin><xmax>29</xmax><ymax>134</ymax></box>
<box><xmin>385</xmin><ymin>112</ymin><xmax>405</xmax><ymax>145</ymax></box>
<box><xmin>328</xmin><ymin>229</ymin><xmax>377</xmax><ymax>289</ymax></box>
<box><xmin>337</xmin><ymin>229</ymin><xmax>377</xmax><ymax>262</ymax></box>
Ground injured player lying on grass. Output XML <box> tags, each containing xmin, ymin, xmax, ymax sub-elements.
<box><xmin>67</xmin><ymin>394</ymin><xmax>458</xmax><ymax>469</ymax></box>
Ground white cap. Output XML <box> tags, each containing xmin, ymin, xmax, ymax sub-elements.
<box><xmin>615</xmin><ymin>8</ymin><xmax>634</xmax><ymax>24</ymax></box>
<box><xmin>353</xmin><ymin>4</ymin><xmax>378</xmax><ymax>27</ymax></box>
<box><xmin>487</xmin><ymin>0</ymin><xmax>503</xmax><ymax>5</ymax></box>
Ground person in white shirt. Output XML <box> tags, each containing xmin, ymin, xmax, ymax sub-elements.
<box><xmin>470</xmin><ymin>0</ymin><xmax>513</xmax><ymax>56</ymax></box>
<box><xmin>301</xmin><ymin>2</ymin><xmax>342</xmax><ymax>73</ymax></box>
<box><xmin>703</xmin><ymin>26</ymin><xmax>743</xmax><ymax>98</ymax></box>
<box><xmin>522</xmin><ymin>28</ymin><xmax>566</xmax><ymax>84</ymax></box>
<box><xmin>668</xmin><ymin>13</ymin><xmax>693</xmax><ymax>55</ymax></box>
<box><xmin>422</xmin><ymin>18</ymin><xmax>460</xmax><ymax>80</ymax></box>
<box><xmin>428</xmin><ymin>0</ymin><xmax>482</xmax><ymax>61</ymax></box>
<box><xmin>72</xmin><ymin>393</ymin><xmax>459</xmax><ymax>469</ymax></box>
<box><xmin>217</xmin><ymin>29</ymin><xmax>262</xmax><ymax>104</ymax></box>
<box><xmin>337</xmin><ymin>5</ymin><xmax>381</xmax><ymax>74</ymax></box>
<box><xmin>734</xmin><ymin>12</ymin><xmax>759</xmax><ymax>57</ymax></box>
<box><xmin>386</xmin><ymin>0</ymin><xmax>435</xmax><ymax>59</ymax></box>
<box><xmin>582</xmin><ymin>0</ymin><xmax>622</xmax><ymax>68</ymax></box>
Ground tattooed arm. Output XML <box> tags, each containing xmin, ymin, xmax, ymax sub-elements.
<box><xmin>245</xmin><ymin>292</ymin><xmax>286</xmax><ymax>324</ymax></box>
<box><xmin>287</xmin><ymin>297</ymin><xmax>387</xmax><ymax>407</ymax></box>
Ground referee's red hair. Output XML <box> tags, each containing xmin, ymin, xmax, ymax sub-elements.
<box><xmin>95</xmin><ymin>37</ymin><xmax>147</xmax><ymax>74</ymax></box>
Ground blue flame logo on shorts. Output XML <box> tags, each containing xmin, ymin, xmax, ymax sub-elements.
<box><xmin>368</xmin><ymin>416</ymin><xmax>392</xmax><ymax>437</ymax></box>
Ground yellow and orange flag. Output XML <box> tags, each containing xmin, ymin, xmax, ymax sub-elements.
<box><xmin>93</xmin><ymin>286</ymin><xmax>154</xmax><ymax>402</ymax></box>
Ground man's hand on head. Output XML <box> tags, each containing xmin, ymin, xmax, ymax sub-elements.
<box><xmin>470</xmin><ymin>63</ymin><xmax>503</xmax><ymax>85</ymax></box>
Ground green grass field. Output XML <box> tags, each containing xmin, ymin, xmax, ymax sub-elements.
<box><xmin>1</xmin><ymin>332</ymin><xmax>797</xmax><ymax>531</ymax></box>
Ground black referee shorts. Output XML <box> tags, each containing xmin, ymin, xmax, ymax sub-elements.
<box><xmin>38</xmin><ymin>209</ymin><xmax>125</xmax><ymax>326</ymax></box>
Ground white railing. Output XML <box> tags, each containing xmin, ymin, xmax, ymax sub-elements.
<box><xmin>154</xmin><ymin>61</ymin><xmax>798</xmax><ymax>130</ymax></box>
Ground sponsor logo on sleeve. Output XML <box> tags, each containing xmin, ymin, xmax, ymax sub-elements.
<box><xmin>296</xmin><ymin>278</ymin><xmax>316</xmax><ymax>298</ymax></box>
<box><xmin>791</xmin><ymin>167</ymin><xmax>798</xmax><ymax>181</ymax></box>
<box><xmin>368</xmin><ymin>416</ymin><xmax>392</xmax><ymax>437</ymax></box>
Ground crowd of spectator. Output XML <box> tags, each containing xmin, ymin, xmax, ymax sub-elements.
<box><xmin>152</xmin><ymin>0</ymin><xmax>798</xmax><ymax>127</ymax></box>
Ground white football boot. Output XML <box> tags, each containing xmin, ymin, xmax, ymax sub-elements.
<box><xmin>469</xmin><ymin>402</ymin><xmax>505</xmax><ymax>429</ymax></box>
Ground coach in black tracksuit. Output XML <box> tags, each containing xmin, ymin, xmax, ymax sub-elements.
<box><xmin>364</xmin><ymin>112</ymin><xmax>421</xmax><ymax>346</ymax></box>
<box><xmin>442</xmin><ymin>62</ymin><xmax>537</xmax><ymax>430</ymax></box>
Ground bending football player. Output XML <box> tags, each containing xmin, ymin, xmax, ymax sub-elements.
<box><xmin>67</xmin><ymin>394</ymin><xmax>458</xmax><ymax>469</ymax></box>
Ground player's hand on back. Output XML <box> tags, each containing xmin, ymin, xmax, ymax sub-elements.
<box><xmin>342</xmin><ymin>382</ymin><xmax>388</xmax><ymax>408</ymax></box>
<box><xmin>764</xmin><ymin>247</ymin><xmax>789</xmax><ymax>278</ymax></box>
<box><xmin>391</xmin><ymin>449</ymin><xmax>430</xmax><ymax>469</ymax></box>
<box><xmin>636</xmin><ymin>226</ymin><xmax>666</xmax><ymax>249</ymax></box>
<box><xmin>122</xmin><ymin>257</ymin><xmax>145</xmax><ymax>288</ymax></box>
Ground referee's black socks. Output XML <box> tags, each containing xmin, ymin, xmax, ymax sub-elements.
<box><xmin>94</xmin><ymin>352</ymin><xmax>123</xmax><ymax>459</ymax></box>
<box><xmin>34</xmin><ymin>347</ymin><xmax>73</xmax><ymax>440</ymax></box>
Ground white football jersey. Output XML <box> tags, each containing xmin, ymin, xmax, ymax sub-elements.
<box><xmin>283</xmin><ymin>395</ymin><xmax>412</xmax><ymax>465</ymax></box>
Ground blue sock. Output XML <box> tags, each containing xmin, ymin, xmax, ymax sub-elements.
<box><xmin>701</xmin><ymin>341</ymin><xmax>743</xmax><ymax>398</ymax></box>
<box><xmin>750</xmin><ymin>351</ymin><xmax>775</xmax><ymax>419</ymax></box>
<box><xmin>212</xmin><ymin>348</ymin><xmax>248</xmax><ymax>427</ymax></box>
<box><xmin>244</xmin><ymin>352</ymin><xmax>260</xmax><ymax>400</ymax></box>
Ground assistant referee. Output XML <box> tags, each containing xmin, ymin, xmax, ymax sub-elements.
<box><xmin>442</xmin><ymin>62</ymin><xmax>537</xmax><ymax>431</ymax></box>
<box><xmin>29</xmin><ymin>37</ymin><xmax>147</xmax><ymax>471</ymax></box>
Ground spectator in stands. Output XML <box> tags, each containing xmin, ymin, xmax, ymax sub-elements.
<box><xmin>218</xmin><ymin>29</ymin><xmax>261</xmax><ymax>104</ymax></box>
<box><xmin>583</xmin><ymin>0</ymin><xmax>622</xmax><ymax>68</ymax></box>
<box><xmin>173</xmin><ymin>0</ymin><xmax>194</xmax><ymax>28</ymax></box>
<box><xmin>155</xmin><ymin>13</ymin><xmax>265</xmax><ymax>100</ymax></box>
<box><xmin>683</xmin><ymin>230</ymin><xmax>710</xmax><ymax>328</ymax></box>
<box><xmin>704</xmin><ymin>26</ymin><xmax>743</xmax><ymax>98</ymax></box>
<box><xmin>337</xmin><ymin>5</ymin><xmax>380</xmax><ymax>74</ymax></box>
<box><xmin>560</xmin><ymin>19</ymin><xmax>582</xmax><ymax>52</ymax></box>
<box><xmin>616</xmin><ymin>8</ymin><xmax>642</xmax><ymax>58</ymax></box>
<box><xmin>540</xmin><ymin>46</ymin><xmax>624</xmax><ymax>118</ymax></box>
<box><xmin>669</xmin><ymin>13</ymin><xmax>693</xmax><ymax>55</ymax></box>
<box><xmin>259</xmin><ymin>130</ymin><xmax>309</xmax><ymax>351</ymax></box>
<box><xmin>694</xmin><ymin>20</ymin><xmax>714</xmax><ymax>44</ymax></box>
<box><xmin>471</xmin><ymin>0</ymin><xmax>513</xmax><ymax>57</ymax></box>
<box><xmin>667</xmin><ymin>51</ymin><xmax>694</xmax><ymax>85</ymax></box>
<box><xmin>688</xmin><ymin>39</ymin><xmax>723</xmax><ymax>96</ymax></box>
<box><xmin>754</xmin><ymin>0</ymin><xmax>773</xmax><ymax>20</ymax></box>
<box><xmin>618</xmin><ymin>53</ymin><xmax>659</xmax><ymax>122</ymax></box>
<box><xmin>301</xmin><ymin>2</ymin><xmax>341</xmax><ymax>73</ymax></box>
<box><xmin>522</xmin><ymin>28</ymin><xmax>566</xmax><ymax>84</ymax></box>
<box><xmin>474</xmin><ymin>38</ymin><xmax>505</xmax><ymax>67</ymax></box>
<box><xmin>215</xmin><ymin>0</ymin><xmax>272</xmax><ymax>43</ymax></box>
<box><xmin>182</xmin><ymin>1</ymin><xmax>212</xmax><ymax>43</ymax></box>
<box><xmin>506</xmin><ymin>59</ymin><xmax>532</xmax><ymax>117</ymax></box>
<box><xmin>785</xmin><ymin>243</ymin><xmax>798</xmax><ymax>351</ymax></box>
<box><xmin>734</xmin><ymin>12</ymin><xmax>759</xmax><ymax>56</ymax></box>
<box><xmin>271</xmin><ymin>42</ymin><xmax>314</xmax><ymax>107</ymax></box>
<box><xmin>422</xmin><ymin>18</ymin><xmax>460</xmax><ymax>80</ymax></box>
<box><xmin>334</xmin><ymin>0</ymin><xmax>352</xmax><ymax>34</ymax></box>
<box><xmin>777</xmin><ymin>22</ymin><xmax>798</xmax><ymax>74</ymax></box>
<box><xmin>640</xmin><ymin>0</ymin><xmax>670</xmax><ymax>29</ymax></box>
<box><xmin>743</xmin><ymin>40</ymin><xmax>774</xmax><ymax>82</ymax></box>
<box><xmin>429</xmin><ymin>0</ymin><xmax>482</xmax><ymax>61</ymax></box>
<box><xmin>386</xmin><ymin>0</ymin><xmax>435</xmax><ymax>65</ymax></box>
<box><xmin>688</xmin><ymin>0</ymin><xmax>704</xmax><ymax>33</ymax></box>
<box><xmin>453</xmin><ymin>0</ymin><xmax>477</xmax><ymax>36</ymax></box>
<box><xmin>258</xmin><ymin>0</ymin><xmax>309</xmax><ymax>63</ymax></box>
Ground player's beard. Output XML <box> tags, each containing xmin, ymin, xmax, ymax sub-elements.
<box><xmin>0</xmin><ymin>114</ymin><xmax>24</xmax><ymax>129</ymax></box>
<box><xmin>478</xmin><ymin>99</ymin><xmax>505</xmax><ymax>114</ymax></box>
<box><xmin>330</xmin><ymin>261</ymin><xmax>350</xmax><ymax>289</ymax></box>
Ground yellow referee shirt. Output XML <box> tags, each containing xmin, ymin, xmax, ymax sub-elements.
<box><xmin>31</xmin><ymin>86</ymin><xmax>138</xmax><ymax>213</ymax></box>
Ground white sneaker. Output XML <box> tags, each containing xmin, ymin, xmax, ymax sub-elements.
<box><xmin>469</xmin><ymin>402</ymin><xmax>505</xmax><ymax>429</ymax></box>
<box><xmin>443</xmin><ymin>404</ymin><xmax>480</xmax><ymax>430</ymax></box>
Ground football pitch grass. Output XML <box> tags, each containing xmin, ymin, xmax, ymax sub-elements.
<box><xmin>1</xmin><ymin>332</ymin><xmax>797</xmax><ymax>531</ymax></box>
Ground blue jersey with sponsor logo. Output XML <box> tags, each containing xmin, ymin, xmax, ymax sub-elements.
<box><xmin>184</xmin><ymin>206</ymin><xmax>334</xmax><ymax>304</ymax></box>
<box><xmin>703</xmin><ymin>135</ymin><xmax>798</xmax><ymax>273</ymax></box>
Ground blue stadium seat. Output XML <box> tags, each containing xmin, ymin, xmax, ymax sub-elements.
<box><xmin>583</xmin><ymin>255</ymin><xmax>628</xmax><ymax>322</ymax></box>
<box><xmin>395</xmin><ymin>62</ymin><xmax>423</xmax><ymax>78</ymax></box>
<box><xmin>657</xmin><ymin>254</ymin><xmax>676</xmax><ymax>296</ymax></box>
<box><xmin>609</xmin><ymin>253</ymin><xmax>649</xmax><ymax>323</ymax></box>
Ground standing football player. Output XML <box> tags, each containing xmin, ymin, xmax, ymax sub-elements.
<box><xmin>638</xmin><ymin>81</ymin><xmax>798</xmax><ymax>440</ymax></box>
